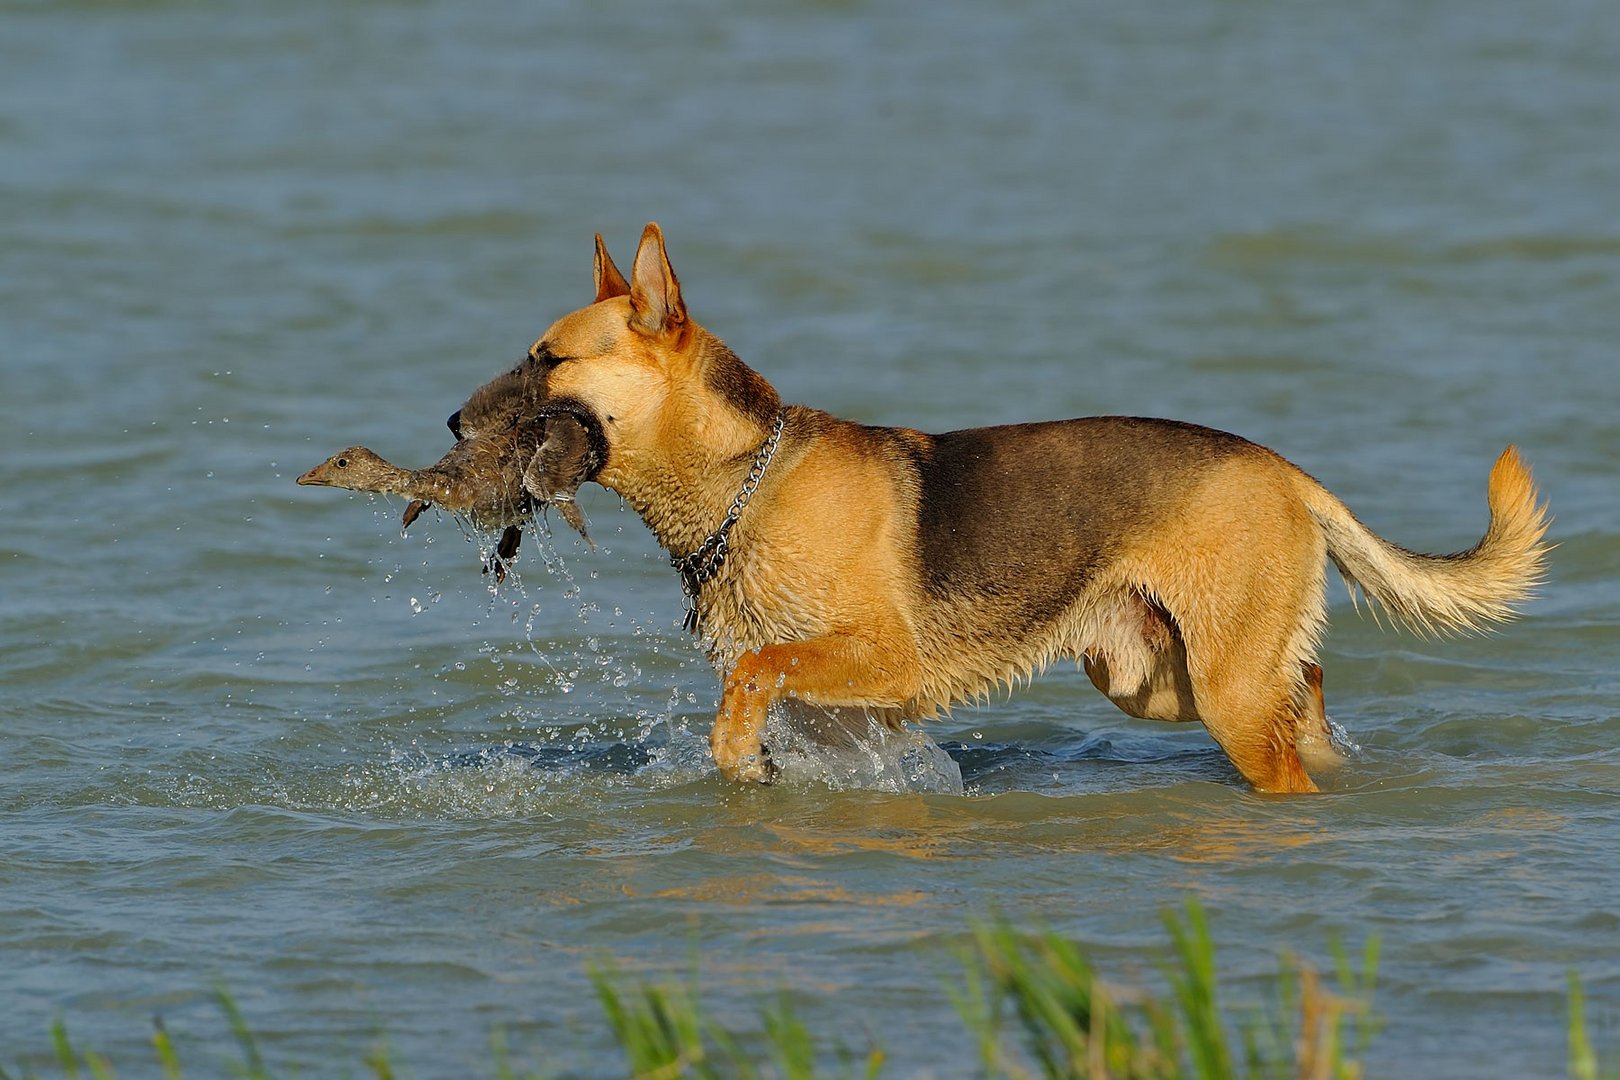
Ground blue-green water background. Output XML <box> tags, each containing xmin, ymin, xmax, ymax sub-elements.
<box><xmin>3</xmin><ymin>1</ymin><xmax>1619</xmax><ymax>1074</ymax></box>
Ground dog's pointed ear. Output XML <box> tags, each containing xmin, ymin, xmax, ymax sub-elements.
<box><xmin>628</xmin><ymin>222</ymin><xmax>687</xmax><ymax>338</ymax></box>
<box><xmin>593</xmin><ymin>233</ymin><xmax>630</xmax><ymax>303</ymax></box>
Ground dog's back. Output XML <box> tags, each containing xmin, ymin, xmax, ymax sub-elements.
<box><xmin>907</xmin><ymin>416</ymin><xmax>1265</xmax><ymax>606</ymax></box>
<box><xmin>841</xmin><ymin>416</ymin><xmax>1290</xmax><ymax>715</ymax></box>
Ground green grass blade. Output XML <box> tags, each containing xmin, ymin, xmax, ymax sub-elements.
<box><xmin>1163</xmin><ymin>898</ymin><xmax>1233</xmax><ymax>1080</ymax></box>
<box><xmin>944</xmin><ymin>938</ymin><xmax>1004</xmax><ymax>1077</ymax></box>
<box><xmin>761</xmin><ymin>995</ymin><xmax>815</xmax><ymax>1080</ymax></box>
<box><xmin>214</xmin><ymin>990</ymin><xmax>269</xmax><ymax>1080</ymax></box>
<box><xmin>364</xmin><ymin>1045</ymin><xmax>395</xmax><ymax>1080</ymax></box>
<box><xmin>50</xmin><ymin>1020</ymin><xmax>81</xmax><ymax>1080</ymax></box>
<box><xmin>1569</xmin><ymin>971</ymin><xmax>1598</xmax><ymax>1080</ymax></box>
<box><xmin>590</xmin><ymin>962</ymin><xmax>714</xmax><ymax>1078</ymax></box>
<box><xmin>151</xmin><ymin>1018</ymin><xmax>182</xmax><ymax>1080</ymax></box>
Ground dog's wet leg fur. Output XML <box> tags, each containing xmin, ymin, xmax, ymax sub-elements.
<box><xmin>1189</xmin><ymin>658</ymin><xmax>1319</xmax><ymax>793</ymax></box>
<box><xmin>1080</xmin><ymin>592</ymin><xmax>1334</xmax><ymax>789</ymax></box>
<box><xmin>715</xmin><ymin>632</ymin><xmax>924</xmax><ymax>783</ymax></box>
<box><xmin>1114</xmin><ymin>457</ymin><xmax>1331</xmax><ymax>792</ymax></box>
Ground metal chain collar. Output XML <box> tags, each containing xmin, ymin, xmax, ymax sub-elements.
<box><xmin>672</xmin><ymin>410</ymin><xmax>788</xmax><ymax>633</ymax></box>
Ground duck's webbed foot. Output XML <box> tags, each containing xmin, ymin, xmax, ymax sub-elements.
<box><xmin>483</xmin><ymin>524</ymin><xmax>523</xmax><ymax>582</ymax></box>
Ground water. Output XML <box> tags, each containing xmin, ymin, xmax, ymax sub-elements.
<box><xmin>4</xmin><ymin>0</ymin><xmax>1619</xmax><ymax>1074</ymax></box>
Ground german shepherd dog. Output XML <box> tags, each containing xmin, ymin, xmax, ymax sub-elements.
<box><xmin>307</xmin><ymin>223</ymin><xmax>1551</xmax><ymax>793</ymax></box>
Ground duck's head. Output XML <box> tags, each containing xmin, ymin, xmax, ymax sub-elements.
<box><xmin>295</xmin><ymin>447</ymin><xmax>404</xmax><ymax>492</ymax></box>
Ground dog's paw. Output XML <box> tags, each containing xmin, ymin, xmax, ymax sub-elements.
<box><xmin>711</xmin><ymin>735</ymin><xmax>775</xmax><ymax>784</ymax></box>
<box><xmin>710</xmin><ymin>715</ymin><xmax>776</xmax><ymax>784</ymax></box>
<box><xmin>720</xmin><ymin>750</ymin><xmax>777</xmax><ymax>785</ymax></box>
<box><xmin>713</xmin><ymin>657</ymin><xmax>786</xmax><ymax>783</ymax></box>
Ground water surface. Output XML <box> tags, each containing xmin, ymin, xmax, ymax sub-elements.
<box><xmin>3</xmin><ymin>1</ymin><xmax>1619</xmax><ymax>1075</ymax></box>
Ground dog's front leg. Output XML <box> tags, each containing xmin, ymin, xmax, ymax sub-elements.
<box><xmin>712</xmin><ymin>635</ymin><xmax>923</xmax><ymax>783</ymax></box>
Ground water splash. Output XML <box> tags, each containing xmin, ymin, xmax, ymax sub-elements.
<box><xmin>1325</xmin><ymin>716</ymin><xmax>1364</xmax><ymax>757</ymax></box>
<box><xmin>763</xmin><ymin>700</ymin><xmax>964</xmax><ymax>795</ymax></box>
<box><xmin>367</xmin><ymin>504</ymin><xmax>967</xmax><ymax>796</ymax></box>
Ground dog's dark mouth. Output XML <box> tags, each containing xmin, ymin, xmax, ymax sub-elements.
<box><xmin>534</xmin><ymin>399</ymin><xmax>608</xmax><ymax>483</ymax></box>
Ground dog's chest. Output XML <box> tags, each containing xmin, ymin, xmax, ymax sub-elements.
<box><xmin>699</xmin><ymin>547</ymin><xmax>829</xmax><ymax>666</ymax></box>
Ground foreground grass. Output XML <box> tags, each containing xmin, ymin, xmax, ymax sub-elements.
<box><xmin>10</xmin><ymin>900</ymin><xmax>1609</xmax><ymax>1079</ymax></box>
<box><xmin>591</xmin><ymin>900</ymin><xmax>1381</xmax><ymax>1080</ymax></box>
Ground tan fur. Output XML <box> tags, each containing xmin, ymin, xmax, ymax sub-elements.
<box><xmin>465</xmin><ymin>224</ymin><xmax>1552</xmax><ymax>793</ymax></box>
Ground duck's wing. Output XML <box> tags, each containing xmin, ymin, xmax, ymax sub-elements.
<box><xmin>523</xmin><ymin>413</ymin><xmax>599</xmax><ymax>544</ymax></box>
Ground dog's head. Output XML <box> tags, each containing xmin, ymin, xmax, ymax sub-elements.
<box><xmin>302</xmin><ymin>225</ymin><xmax>779</xmax><ymax>560</ymax></box>
<box><xmin>452</xmin><ymin>223</ymin><xmax>781</xmax><ymax>528</ymax></box>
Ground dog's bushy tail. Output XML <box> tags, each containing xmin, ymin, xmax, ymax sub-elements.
<box><xmin>1296</xmin><ymin>446</ymin><xmax>1551</xmax><ymax>635</ymax></box>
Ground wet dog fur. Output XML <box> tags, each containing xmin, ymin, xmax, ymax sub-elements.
<box><xmin>438</xmin><ymin>223</ymin><xmax>1550</xmax><ymax>793</ymax></box>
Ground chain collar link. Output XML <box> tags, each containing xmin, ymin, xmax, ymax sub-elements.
<box><xmin>671</xmin><ymin>410</ymin><xmax>788</xmax><ymax>633</ymax></box>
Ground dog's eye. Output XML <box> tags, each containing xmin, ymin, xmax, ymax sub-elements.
<box><xmin>526</xmin><ymin>347</ymin><xmax>566</xmax><ymax>371</ymax></box>
<box><xmin>446</xmin><ymin>411</ymin><xmax>463</xmax><ymax>439</ymax></box>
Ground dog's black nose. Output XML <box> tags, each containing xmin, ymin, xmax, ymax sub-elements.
<box><xmin>446</xmin><ymin>410</ymin><xmax>462</xmax><ymax>439</ymax></box>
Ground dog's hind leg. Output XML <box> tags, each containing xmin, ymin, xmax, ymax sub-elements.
<box><xmin>1188</xmin><ymin>656</ymin><xmax>1319</xmax><ymax>793</ymax></box>
<box><xmin>1146</xmin><ymin>465</ymin><xmax>1329</xmax><ymax>793</ymax></box>
<box><xmin>1293</xmin><ymin>661</ymin><xmax>1346</xmax><ymax>774</ymax></box>
<box><xmin>1172</xmin><ymin>572</ymin><xmax>1326</xmax><ymax>793</ymax></box>
<box><xmin>1083</xmin><ymin>602</ymin><xmax>1321</xmax><ymax>791</ymax></box>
